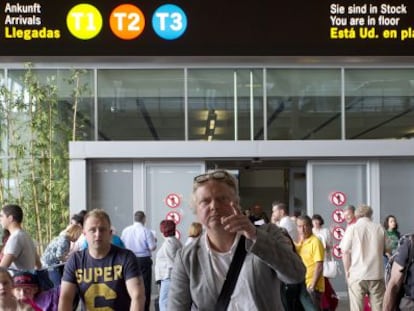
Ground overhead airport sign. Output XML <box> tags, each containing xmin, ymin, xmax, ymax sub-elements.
<box><xmin>1</xmin><ymin>0</ymin><xmax>414</xmax><ymax>56</ymax></box>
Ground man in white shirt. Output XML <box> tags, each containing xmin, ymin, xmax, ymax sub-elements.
<box><xmin>271</xmin><ymin>201</ymin><xmax>298</xmax><ymax>242</ymax></box>
<box><xmin>121</xmin><ymin>211</ymin><xmax>157</xmax><ymax>311</ymax></box>
<box><xmin>340</xmin><ymin>204</ymin><xmax>386</xmax><ymax>311</ymax></box>
<box><xmin>168</xmin><ymin>170</ymin><xmax>305</xmax><ymax>311</ymax></box>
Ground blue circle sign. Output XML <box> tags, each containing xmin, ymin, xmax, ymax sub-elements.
<box><xmin>152</xmin><ymin>4</ymin><xmax>187</xmax><ymax>40</ymax></box>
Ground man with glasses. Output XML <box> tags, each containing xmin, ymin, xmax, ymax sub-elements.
<box><xmin>168</xmin><ymin>169</ymin><xmax>306</xmax><ymax>311</ymax></box>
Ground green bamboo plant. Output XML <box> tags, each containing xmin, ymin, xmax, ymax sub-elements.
<box><xmin>0</xmin><ymin>64</ymin><xmax>90</xmax><ymax>252</ymax></box>
<box><xmin>67</xmin><ymin>69</ymin><xmax>88</xmax><ymax>141</ymax></box>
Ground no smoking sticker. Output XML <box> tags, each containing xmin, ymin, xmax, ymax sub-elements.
<box><xmin>331</xmin><ymin>208</ymin><xmax>345</xmax><ymax>223</ymax></box>
<box><xmin>332</xmin><ymin>244</ymin><xmax>343</xmax><ymax>259</ymax></box>
<box><xmin>165</xmin><ymin>193</ymin><xmax>181</xmax><ymax>208</ymax></box>
<box><xmin>332</xmin><ymin>226</ymin><xmax>345</xmax><ymax>240</ymax></box>
<box><xmin>166</xmin><ymin>211</ymin><xmax>181</xmax><ymax>224</ymax></box>
<box><xmin>330</xmin><ymin>191</ymin><xmax>347</xmax><ymax>206</ymax></box>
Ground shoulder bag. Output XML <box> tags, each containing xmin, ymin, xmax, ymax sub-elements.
<box><xmin>215</xmin><ymin>235</ymin><xmax>247</xmax><ymax>311</ymax></box>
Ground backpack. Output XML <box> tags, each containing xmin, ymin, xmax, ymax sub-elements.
<box><xmin>384</xmin><ymin>233</ymin><xmax>414</xmax><ymax>309</ymax></box>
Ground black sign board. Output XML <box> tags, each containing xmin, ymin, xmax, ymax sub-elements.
<box><xmin>0</xmin><ymin>0</ymin><xmax>413</xmax><ymax>56</ymax></box>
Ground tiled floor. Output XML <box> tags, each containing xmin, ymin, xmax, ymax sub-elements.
<box><xmin>147</xmin><ymin>297</ymin><xmax>350</xmax><ymax>311</ymax></box>
<box><xmin>337</xmin><ymin>297</ymin><xmax>350</xmax><ymax>310</ymax></box>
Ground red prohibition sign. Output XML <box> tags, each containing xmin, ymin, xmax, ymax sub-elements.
<box><xmin>165</xmin><ymin>193</ymin><xmax>181</xmax><ymax>208</ymax></box>
<box><xmin>332</xmin><ymin>226</ymin><xmax>345</xmax><ymax>241</ymax></box>
<box><xmin>166</xmin><ymin>211</ymin><xmax>181</xmax><ymax>224</ymax></box>
<box><xmin>331</xmin><ymin>208</ymin><xmax>345</xmax><ymax>224</ymax></box>
<box><xmin>332</xmin><ymin>244</ymin><xmax>343</xmax><ymax>259</ymax></box>
<box><xmin>330</xmin><ymin>191</ymin><xmax>347</xmax><ymax>206</ymax></box>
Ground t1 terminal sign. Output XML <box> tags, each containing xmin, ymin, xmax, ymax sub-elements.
<box><xmin>2</xmin><ymin>0</ymin><xmax>414</xmax><ymax>56</ymax></box>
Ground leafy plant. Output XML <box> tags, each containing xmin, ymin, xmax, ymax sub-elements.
<box><xmin>0</xmin><ymin>64</ymin><xmax>90</xmax><ymax>252</ymax></box>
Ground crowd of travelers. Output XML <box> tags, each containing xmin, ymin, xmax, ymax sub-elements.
<box><xmin>0</xmin><ymin>169</ymin><xmax>411</xmax><ymax>310</ymax></box>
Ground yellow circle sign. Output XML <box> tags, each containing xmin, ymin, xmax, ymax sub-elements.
<box><xmin>66</xmin><ymin>4</ymin><xmax>103</xmax><ymax>40</ymax></box>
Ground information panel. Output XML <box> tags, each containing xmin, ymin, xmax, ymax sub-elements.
<box><xmin>1</xmin><ymin>0</ymin><xmax>414</xmax><ymax>56</ymax></box>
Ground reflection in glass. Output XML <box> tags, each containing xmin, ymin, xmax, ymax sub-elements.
<box><xmin>266</xmin><ymin>69</ymin><xmax>341</xmax><ymax>140</ymax></box>
<box><xmin>97</xmin><ymin>69</ymin><xmax>184</xmax><ymax>140</ymax></box>
<box><xmin>188</xmin><ymin>69</ymin><xmax>235</xmax><ymax>140</ymax></box>
<box><xmin>89</xmin><ymin>161</ymin><xmax>133</xmax><ymax>233</ymax></box>
<box><xmin>2</xmin><ymin>66</ymin><xmax>412</xmax><ymax>142</ymax></box>
<box><xmin>345</xmin><ymin>69</ymin><xmax>414</xmax><ymax>139</ymax></box>
<box><xmin>7</xmin><ymin>69</ymin><xmax>94</xmax><ymax>140</ymax></box>
<box><xmin>237</xmin><ymin>69</ymin><xmax>264</xmax><ymax>140</ymax></box>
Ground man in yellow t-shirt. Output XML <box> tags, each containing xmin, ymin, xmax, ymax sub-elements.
<box><xmin>296</xmin><ymin>215</ymin><xmax>325</xmax><ymax>310</ymax></box>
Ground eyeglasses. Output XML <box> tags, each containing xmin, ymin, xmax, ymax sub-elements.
<box><xmin>193</xmin><ymin>170</ymin><xmax>239</xmax><ymax>197</ymax></box>
<box><xmin>194</xmin><ymin>170</ymin><xmax>233</xmax><ymax>184</ymax></box>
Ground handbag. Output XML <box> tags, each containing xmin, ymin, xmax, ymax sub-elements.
<box><xmin>34</xmin><ymin>268</ymin><xmax>55</xmax><ymax>291</ymax></box>
<box><xmin>323</xmin><ymin>258</ymin><xmax>338</xmax><ymax>278</ymax></box>
<box><xmin>214</xmin><ymin>235</ymin><xmax>247</xmax><ymax>311</ymax></box>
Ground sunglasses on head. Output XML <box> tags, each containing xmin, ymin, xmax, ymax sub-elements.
<box><xmin>193</xmin><ymin>171</ymin><xmax>232</xmax><ymax>184</ymax></box>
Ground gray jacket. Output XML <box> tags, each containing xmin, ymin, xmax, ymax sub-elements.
<box><xmin>168</xmin><ymin>224</ymin><xmax>306</xmax><ymax>311</ymax></box>
<box><xmin>155</xmin><ymin>236</ymin><xmax>182</xmax><ymax>281</ymax></box>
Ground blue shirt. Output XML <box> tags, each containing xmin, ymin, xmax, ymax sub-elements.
<box><xmin>121</xmin><ymin>222</ymin><xmax>157</xmax><ymax>257</ymax></box>
<box><xmin>81</xmin><ymin>234</ymin><xmax>125</xmax><ymax>250</ymax></box>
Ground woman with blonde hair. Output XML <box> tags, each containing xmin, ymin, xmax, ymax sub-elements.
<box><xmin>185</xmin><ymin>222</ymin><xmax>202</xmax><ymax>246</ymax></box>
<box><xmin>41</xmin><ymin>224</ymin><xmax>83</xmax><ymax>286</ymax></box>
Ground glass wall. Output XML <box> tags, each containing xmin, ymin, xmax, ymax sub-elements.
<box><xmin>1</xmin><ymin>66</ymin><xmax>413</xmax><ymax>142</ymax></box>
<box><xmin>345</xmin><ymin>69</ymin><xmax>414</xmax><ymax>139</ymax></box>
<box><xmin>89</xmin><ymin>161</ymin><xmax>134</xmax><ymax>233</ymax></box>
<box><xmin>309</xmin><ymin>161</ymin><xmax>368</xmax><ymax>294</ymax></box>
<box><xmin>266</xmin><ymin>69</ymin><xmax>342</xmax><ymax>140</ymax></box>
<box><xmin>7</xmin><ymin>69</ymin><xmax>95</xmax><ymax>140</ymax></box>
<box><xmin>236</xmin><ymin>69</ymin><xmax>264</xmax><ymax>140</ymax></box>
<box><xmin>0</xmin><ymin>68</ymin><xmax>94</xmax><ymax>245</ymax></box>
<box><xmin>97</xmin><ymin>69</ymin><xmax>185</xmax><ymax>140</ymax></box>
<box><xmin>187</xmin><ymin>69</ymin><xmax>235</xmax><ymax>140</ymax></box>
<box><xmin>380</xmin><ymin>159</ymin><xmax>414</xmax><ymax>234</ymax></box>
